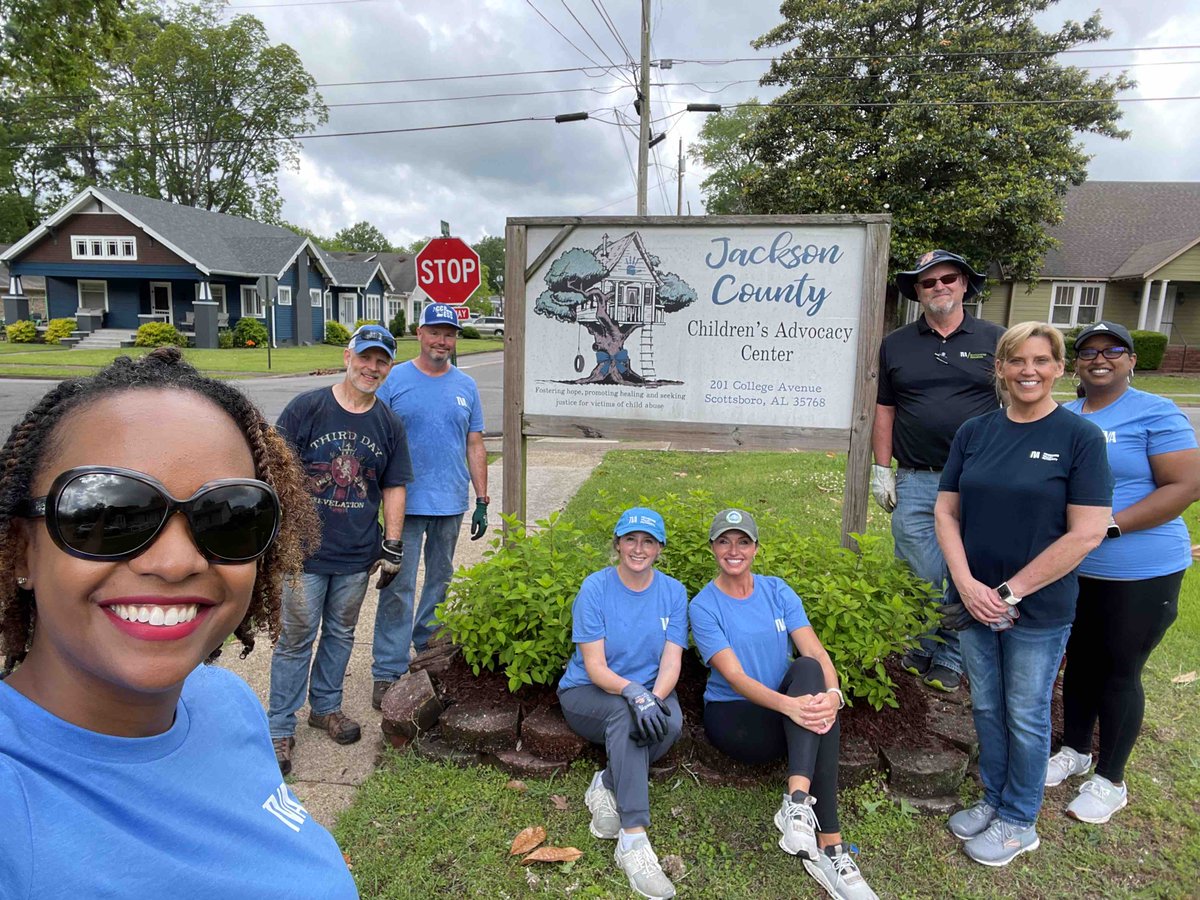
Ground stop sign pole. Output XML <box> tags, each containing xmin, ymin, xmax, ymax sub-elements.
<box><xmin>415</xmin><ymin>237</ymin><xmax>481</xmax><ymax>306</ymax></box>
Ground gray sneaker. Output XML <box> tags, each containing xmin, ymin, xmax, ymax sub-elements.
<box><xmin>947</xmin><ymin>800</ymin><xmax>997</xmax><ymax>840</ymax></box>
<box><xmin>802</xmin><ymin>843</ymin><xmax>879</xmax><ymax>900</ymax></box>
<box><xmin>613</xmin><ymin>839</ymin><xmax>676</xmax><ymax>899</ymax></box>
<box><xmin>1066</xmin><ymin>774</ymin><xmax>1128</xmax><ymax>824</ymax></box>
<box><xmin>1045</xmin><ymin>747</ymin><xmax>1092</xmax><ymax>787</ymax></box>
<box><xmin>774</xmin><ymin>792</ymin><xmax>819</xmax><ymax>860</ymax></box>
<box><xmin>584</xmin><ymin>770</ymin><xmax>620</xmax><ymax>839</ymax></box>
<box><xmin>963</xmin><ymin>818</ymin><xmax>1040</xmax><ymax>867</ymax></box>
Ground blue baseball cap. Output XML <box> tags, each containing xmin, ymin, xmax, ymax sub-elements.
<box><xmin>614</xmin><ymin>507</ymin><xmax>667</xmax><ymax>546</ymax></box>
<box><xmin>896</xmin><ymin>249</ymin><xmax>987</xmax><ymax>301</ymax></box>
<box><xmin>420</xmin><ymin>303</ymin><xmax>464</xmax><ymax>330</ymax></box>
<box><xmin>348</xmin><ymin>324</ymin><xmax>396</xmax><ymax>360</ymax></box>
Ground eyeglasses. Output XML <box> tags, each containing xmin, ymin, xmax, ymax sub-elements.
<box><xmin>1076</xmin><ymin>346</ymin><xmax>1131</xmax><ymax>361</ymax></box>
<box><xmin>350</xmin><ymin>326</ymin><xmax>397</xmax><ymax>352</ymax></box>
<box><xmin>917</xmin><ymin>273</ymin><xmax>962</xmax><ymax>290</ymax></box>
<box><xmin>19</xmin><ymin>466</ymin><xmax>281</xmax><ymax>564</ymax></box>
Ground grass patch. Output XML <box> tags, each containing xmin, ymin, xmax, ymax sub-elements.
<box><xmin>1053</xmin><ymin>373</ymin><xmax>1200</xmax><ymax>403</ymax></box>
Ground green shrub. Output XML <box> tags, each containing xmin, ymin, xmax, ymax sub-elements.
<box><xmin>323</xmin><ymin>320</ymin><xmax>351</xmax><ymax>345</ymax></box>
<box><xmin>43</xmin><ymin>317</ymin><xmax>77</xmax><ymax>344</ymax></box>
<box><xmin>354</xmin><ymin>318</ymin><xmax>375</xmax><ymax>331</ymax></box>
<box><xmin>408</xmin><ymin>322</ymin><xmax>418</xmax><ymax>336</ymax></box>
<box><xmin>134</xmin><ymin>321</ymin><xmax>184</xmax><ymax>348</ymax></box>
<box><xmin>1131</xmin><ymin>329</ymin><xmax>1167</xmax><ymax>370</ymax></box>
<box><xmin>217</xmin><ymin>329</ymin><xmax>234</xmax><ymax>349</ymax></box>
<box><xmin>232</xmin><ymin>316</ymin><xmax>269</xmax><ymax>348</ymax></box>
<box><xmin>5</xmin><ymin>320</ymin><xmax>37</xmax><ymax>343</ymax></box>
<box><xmin>460</xmin><ymin>325</ymin><xmax>481</xmax><ymax>339</ymax></box>
<box><xmin>388</xmin><ymin>310</ymin><xmax>407</xmax><ymax>337</ymax></box>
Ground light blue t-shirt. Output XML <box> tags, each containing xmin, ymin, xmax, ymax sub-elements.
<box><xmin>376</xmin><ymin>361</ymin><xmax>484</xmax><ymax>516</ymax></box>
<box><xmin>0</xmin><ymin>666</ymin><xmax>358</xmax><ymax>900</ymax></box>
<box><xmin>1066</xmin><ymin>388</ymin><xmax>1196</xmax><ymax>580</ymax></box>
<box><xmin>689</xmin><ymin>575</ymin><xmax>811</xmax><ymax>704</ymax></box>
<box><xmin>558</xmin><ymin>567</ymin><xmax>689</xmax><ymax>691</ymax></box>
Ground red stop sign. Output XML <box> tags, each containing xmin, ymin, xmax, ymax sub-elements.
<box><xmin>415</xmin><ymin>238</ymin><xmax>481</xmax><ymax>306</ymax></box>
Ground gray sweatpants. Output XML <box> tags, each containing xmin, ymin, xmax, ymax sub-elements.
<box><xmin>558</xmin><ymin>684</ymin><xmax>683</xmax><ymax>829</ymax></box>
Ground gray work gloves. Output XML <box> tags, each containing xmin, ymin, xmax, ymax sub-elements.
<box><xmin>621</xmin><ymin>683</ymin><xmax>671</xmax><ymax>746</ymax></box>
<box><xmin>870</xmin><ymin>464</ymin><xmax>897</xmax><ymax>513</ymax></box>
<box><xmin>371</xmin><ymin>538</ymin><xmax>404</xmax><ymax>589</ymax></box>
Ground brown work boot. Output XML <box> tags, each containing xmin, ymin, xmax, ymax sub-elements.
<box><xmin>372</xmin><ymin>679</ymin><xmax>396</xmax><ymax>711</ymax></box>
<box><xmin>273</xmin><ymin>736</ymin><xmax>295</xmax><ymax>776</ymax></box>
<box><xmin>307</xmin><ymin>709</ymin><xmax>362</xmax><ymax>745</ymax></box>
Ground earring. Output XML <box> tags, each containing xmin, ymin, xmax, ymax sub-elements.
<box><xmin>16</xmin><ymin>577</ymin><xmax>28</xmax><ymax>586</ymax></box>
<box><xmin>1128</xmin><ymin>369</ymin><xmax>1135</xmax><ymax>383</ymax></box>
<box><xmin>1071</xmin><ymin>373</ymin><xmax>1080</xmax><ymax>389</ymax></box>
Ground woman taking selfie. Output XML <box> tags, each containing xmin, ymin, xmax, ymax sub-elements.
<box><xmin>0</xmin><ymin>349</ymin><xmax>357</xmax><ymax>898</ymax></box>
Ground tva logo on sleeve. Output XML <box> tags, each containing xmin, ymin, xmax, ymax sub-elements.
<box><xmin>775</xmin><ymin>618</ymin><xmax>786</xmax><ymax>632</ymax></box>
<box><xmin>660</xmin><ymin>617</ymin><xmax>669</xmax><ymax>631</ymax></box>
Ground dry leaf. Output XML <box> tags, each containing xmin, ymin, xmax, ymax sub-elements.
<box><xmin>521</xmin><ymin>846</ymin><xmax>583</xmax><ymax>865</ymax></box>
<box><xmin>342</xmin><ymin>852</ymin><xmax>353</xmax><ymax>869</ymax></box>
<box><xmin>509</xmin><ymin>826</ymin><xmax>547</xmax><ymax>856</ymax></box>
<box><xmin>550</xmin><ymin>794</ymin><xmax>570</xmax><ymax>811</ymax></box>
<box><xmin>505</xmin><ymin>779</ymin><xmax>528</xmax><ymax>793</ymax></box>
<box><xmin>825</xmin><ymin>452</ymin><xmax>837</xmax><ymax>458</ymax></box>
<box><xmin>1171</xmin><ymin>670</ymin><xmax>1197</xmax><ymax>684</ymax></box>
<box><xmin>661</xmin><ymin>854</ymin><xmax>686</xmax><ymax>880</ymax></box>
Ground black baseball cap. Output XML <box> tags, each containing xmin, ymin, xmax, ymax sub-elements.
<box><xmin>1074</xmin><ymin>320</ymin><xmax>1134</xmax><ymax>352</ymax></box>
<box><xmin>896</xmin><ymin>249</ymin><xmax>987</xmax><ymax>301</ymax></box>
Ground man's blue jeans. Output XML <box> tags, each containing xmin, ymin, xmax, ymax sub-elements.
<box><xmin>268</xmin><ymin>571</ymin><xmax>370</xmax><ymax>739</ymax></box>
<box><xmin>371</xmin><ymin>513</ymin><xmax>463</xmax><ymax>682</ymax></box>
<box><xmin>960</xmin><ymin>621</ymin><xmax>1071</xmax><ymax>827</ymax></box>
<box><xmin>893</xmin><ymin>467</ymin><xmax>961</xmax><ymax>675</ymax></box>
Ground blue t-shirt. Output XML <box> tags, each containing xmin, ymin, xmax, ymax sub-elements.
<box><xmin>939</xmin><ymin>406</ymin><xmax>1113</xmax><ymax>628</ymax></box>
<box><xmin>688</xmin><ymin>575</ymin><xmax>811</xmax><ymax>704</ymax></box>
<box><xmin>376</xmin><ymin>362</ymin><xmax>484</xmax><ymax>516</ymax></box>
<box><xmin>558</xmin><ymin>568</ymin><xmax>689</xmax><ymax>691</ymax></box>
<box><xmin>276</xmin><ymin>387</ymin><xmax>413</xmax><ymax>574</ymax></box>
<box><xmin>1066</xmin><ymin>388</ymin><xmax>1196</xmax><ymax>580</ymax></box>
<box><xmin>0</xmin><ymin>666</ymin><xmax>358</xmax><ymax>900</ymax></box>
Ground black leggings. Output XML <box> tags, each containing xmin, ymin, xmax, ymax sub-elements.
<box><xmin>703</xmin><ymin>657</ymin><xmax>841</xmax><ymax>834</ymax></box>
<box><xmin>1062</xmin><ymin>571</ymin><xmax>1184</xmax><ymax>783</ymax></box>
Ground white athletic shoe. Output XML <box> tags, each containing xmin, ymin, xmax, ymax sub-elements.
<box><xmin>584</xmin><ymin>770</ymin><xmax>620</xmax><ymax>839</ymax></box>
<box><xmin>1045</xmin><ymin>747</ymin><xmax>1092</xmax><ymax>787</ymax></box>
<box><xmin>1067</xmin><ymin>774</ymin><xmax>1128</xmax><ymax>824</ymax></box>
<box><xmin>774</xmin><ymin>792</ymin><xmax>820</xmax><ymax>860</ymax></box>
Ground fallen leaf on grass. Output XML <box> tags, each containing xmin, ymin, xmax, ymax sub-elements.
<box><xmin>521</xmin><ymin>846</ymin><xmax>583</xmax><ymax>865</ymax></box>
<box><xmin>550</xmin><ymin>794</ymin><xmax>570</xmax><ymax>811</ymax></box>
<box><xmin>661</xmin><ymin>854</ymin><xmax>686</xmax><ymax>880</ymax></box>
<box><xmin>505</xmin><ymin>779</ymin><xmax>528</xmax><ymax>792</ymax></box>
<box><xmin>342</xmin><ymin>853</ymin><xmax>353</xmax><ymax>869</ymax></box>
<box><xmin>1171</xmin><ymin>670</ymin><xmax>1197</xmax><ymax>684</ymax></box>
<box><xmin>509</xmin><ymin>826</ymin><xmax>547</xmax><ymax>856</ymax></box>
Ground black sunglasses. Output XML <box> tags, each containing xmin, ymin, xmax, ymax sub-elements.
<box><xmin>350</xmin><ymin>326</ymin><xmax>397</xmax><ymax>351</ymax></box>
<box><xmin>19</xmin><ymin>466</ymin><xmax>281</xmax><ymax>564</ymax></box>
<box><xmin>917</xmin><ymin>272</ymin><xmax>962</xmax><ymax>290</ymax></box>
<box><xmin>1076</xmin><ymin>346</ymin><xmax>1131</xmax><ymax>361</ymax></box>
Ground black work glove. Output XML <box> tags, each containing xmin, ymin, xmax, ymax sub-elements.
<box><xmin>371</xmin><ymin>539</ymin><xmax>404</xmax><ymax>589</ymax></box>
<box><xmin>470</xmin><ymin>498</ymin><xmax>489</xmax><ymax>541</ymax></box>
<box><xmin>939</xmin><ymin>601</ymin><xmax>976</xmax><ymax>632</ymax></box>
<box><xmin>621</xmin><ymin>683</ymin><xmax>670</xmax><ymax>746</ymax></box>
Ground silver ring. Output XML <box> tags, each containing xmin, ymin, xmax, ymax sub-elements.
<box><xmin>822</xmin><ymin>718</ymin><xmax>828</xmax><ymax>727</ymax></box>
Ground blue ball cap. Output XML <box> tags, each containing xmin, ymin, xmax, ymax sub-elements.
<box><xmin>348</xmin><ymin>323</ymin><xmax>396</xmax><ymax>360</ymax></box>
<box><xmin>420</xmin><ymin>303</ymin><xmax>464</xmax><ymax>330</ymax></box>
<box><xmin>614</xmin><ymin>506</ymin><xmax>667</xmax><ymax>546</ymax></box>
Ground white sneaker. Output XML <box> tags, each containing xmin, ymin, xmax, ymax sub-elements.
<box><xmin>1045</xmin><ymin>747</ymin><xmax>1092</xmax><ymax>787</ymax></box>
<box><xmin>613</xmin><ymin>838</ymin><xmax>676</xmax><ymax>899</ymax></box>
<box><xmin>1067</xmin><ymin>774</ymin><xmax>1128</xmax><ymax>824</ymax></box>
<box><xmin>774</xmin><ymin>792</ymin><xmax>819</xmax><ymax>860</ymax></box>
<box><xmin>584</xmin><ymin>770</ymin><xmax>620</xmax><ymax>839</ymax></box>
<box><xmin>802</xmin><ymin>843</ymin><xmax>879</xmax><ymax>900</ymax></box>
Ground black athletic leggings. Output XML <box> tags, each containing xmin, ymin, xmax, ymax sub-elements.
<box><xmin>1062</xmin><ymin>571</ymin><xmax>1184</xmax><ymax>783</ymax></box>
<box><xmin>703</xmin><ymin>656</ymin><xmax>840</xmax><ymax>833</ymax></box>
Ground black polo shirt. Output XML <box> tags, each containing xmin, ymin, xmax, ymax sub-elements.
<box><xmin>877</xmin><ymin>312</ymin><xmax>1005</xmax><ymax>469</ymax></box>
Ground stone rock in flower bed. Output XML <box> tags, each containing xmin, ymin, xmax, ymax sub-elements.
<box><xmin>520</xmin><ymin>705</ymin><xmax>587</xmax><ymax>761</ymax></box>
<box><xmin>927</xmin><ymin>703</ymin><xmax>979</xmax><ymax>761</ymax></box>
<box><xmin>409</xmin><ymin>643</ymin><xmax>461</xmax><ymax>679</ymax></box>
<box><xmin>880</xmin><ymin>742</ymin><xmax>968</xmax><ymax>799</ymax></box>
<box><xmin>492</xmin><ymin>749</ymin><xmax>568</xmax><ymax>780</ymax></box>
<box><xmin>412</xmin><ymin>733</ymin><xmax>485</xmax><ymax>768</ymax></box>
<box><xmin>380</xmin><ymin>669</ymin><xmax>443</xmax><ymax>741</ymax></box>
<box><xmin>690</xmin><ymin>725</ymin><xmax>785</xmax><ymax>782</ymax></box>
<box><xmin>440</xmin><ymin>702</ymin><xmax>520</xmax><ymax>753</ymax></box>
<box><xmin>890</xmin><ymin>790</ymin><xmax>960</xmax><ymax>816</ymax></box>
<box><xmin>837</xmin><ymin>737</ymin><xmax>882</xmax><ymax>788</ymax></box>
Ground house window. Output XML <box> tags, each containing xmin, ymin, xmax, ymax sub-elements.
<box><xmin>277</xmin><ymin>286</ymin><xmax>292</xmax><ymax>307</ymax></box>
<box><xmin>1050</xmin><ymin>282</ymin><xmax>1104</xmax><ymax>327</ymax></box>
<box><xmin>323</xmin><ymin>290</ymin><xmax>333</xmax><ymax>322</ymax></box>
<box><xmin>365</xmin><ymin>293</ymin><xmax>381</xmax><ymax>322</ymax></box>
<box><xmin>241</xmin><ymin>284</ymin><xmax>264</xmax><ymax>318</ymax></box>
<box><xmin>211</xmin><ymin>284</ymin><xmax>227</xmax><ymax>315</ymax></box>
<box><xmin>387</xmin><ymin>296</ymin><xmax>403</xmax><ymax>321</ymax></box>
<box><xmin>310</xmin><ymin>288</ymin><xmax>322</xmax><ymax>308</ymax></box>
<box><xmin>77</xmin><ymin>279</ymin><xmax>108</xmax><ymax>311</ymax></box>
<box><xmin>71</xmin><ymin>235</ymin><xmax>138</xmax><ymax>260</ymax></box>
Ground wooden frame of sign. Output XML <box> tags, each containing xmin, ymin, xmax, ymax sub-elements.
<box><xmin>503</xmin><ymin>214</ymin><xmax>891</xmax><ymax>549</ymax></box>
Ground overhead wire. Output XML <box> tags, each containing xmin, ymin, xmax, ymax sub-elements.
<box><xmin>558</xmin><ymin>0</ymin><xmax>624</xmax><ymax>74</ymax></box>
<box><xmin>590</xmin><ymin>0</ymin><xmax>635</xmax><ymax>65</ymax></box>
<box><xmin>524</xmin><ymin>0</ymin><xmax>608</xmax><ymax>72</ymax></box>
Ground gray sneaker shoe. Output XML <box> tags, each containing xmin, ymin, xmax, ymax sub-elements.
<box><xmin>963</xmin><ymin>818</ymin><xmax>1040</xmax><ymax>867</ymax></box>
<box><xmin>1066</xmin><ymin>774</ymin><xmax>1128</xmax><ymax>824</ymax></box>
<box><xmin>613</xmin><ymin>838</ymin><xmax>676</xmax><ymax>899</ymax></box>
<box><xmin>1045</xmin><ymin>746</ymin><xmax>1092</xmax><ymax>787</ymax></box>
<box><xmin>584</xmin><ymin>770</ymin><xmax>620</xmax><ymax>839</ymax></box>
<box><xmin>802</xmin><ymin>842</ymin><xmax>879</xmax><ymax>900</ymax></box>
<box><xmin>947</xmin><ymin>800</ymin><xmax>997</xmax><ymax>840</ymax></box>
<box><xmin>774</xmin><ymin>792</ymin><xmax>819</xmax><ymax>860</ymax></box>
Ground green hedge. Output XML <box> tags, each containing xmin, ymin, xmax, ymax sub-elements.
<box><xmin>134</xmin><ymin>321</ymin><xmax>185</xmax><ymax>348</ymax></box>
<box><xmin>44</xmin><ymin>317</ymin><xmax>77</xmax><ymax>344</ymax></box>
<box><xmin>232</xmin><ymin>317</ymin><xmax>269</xmax><ymax>348</ymax></box>
<box><xmin>323</xmin><ymin>320</ymin><xmax>351</xmax><ymax>345</ymax></box>
<box><xmin>5</xmin><ymin>320</ymin><xmax>38</xmax><ymax>343</ymax></box>
<box><xmin>1063</xmin><ymin>325</ymin><xmax>1168</xmax><ymax>371</ymax></box>
<box><xmin>460</xmin><ymin>325</ymin><xmax>481</xmax><ymax>339</ymax></box>
<box><xmin>388</xmin><ymin>310</ymin><xmax>407</xmax><ymax>337</ymax></box>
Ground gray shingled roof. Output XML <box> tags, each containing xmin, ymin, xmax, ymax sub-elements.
<box><xmin>1041</xmin><ymin>182</ymin><xmax>1200</xmax><ymax>280</ymax></box>
<box><xmin>326</xmin><ymin>250</ymin><xmax>415</xmax><ymax>292</ymax></box>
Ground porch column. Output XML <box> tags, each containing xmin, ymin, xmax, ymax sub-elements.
<box><xmin>1137</xmin><ymin>279</ymin><xmax>1152</xmax><ymax>330</ymax></box>
<box><xmin>2</xmin><ymin>274</ymin><xmax>30</xmax><ymax>324</ymax></box>
<box><xmin>193</xmin><ymin>283</ymin><xmax>219</xmax><ymax>349</ymax></box>
<box><xmin>1152</xmin><ymin>279</ymin><xmax>1170</xmax><ymax>333</ymax></box>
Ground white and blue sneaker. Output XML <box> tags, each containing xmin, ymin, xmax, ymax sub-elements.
<box><xmin>802</xmin><ymin>843</ymin><xmax>879</xmax><ymax>900</ymax></box>
<box><xmin>1067</xmin><ymin>774</ymin><xmax>1128</xmax><ymax>824</ymax></box>
<box><xmin>584</xmin><ymin>770</ymin><xmax>620</xmax><ymax>839</ymax></box>
<box><xmin>963</xmin><ymin>818</ymin><xmax>1040</xmax><ymax>867</ymax></box>
<box><xmin>947</xmin><ymin>800</ymin><xmax>997</xmax><ymax>840</ymax></box>
<box><xmin>774</xmin><ymin>792</ymin><xmax>820</xmax><ymax>860</ymax></box>
<box><xmin>1045</xmin><ymin>746</ymin><xmax>1092</xmax><ymax>787</ymax></box>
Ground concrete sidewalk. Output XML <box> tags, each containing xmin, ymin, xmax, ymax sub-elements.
<box><xmin>219</xmin><ymin>437</ymin><xmax>652</xmax><ymax>829</ymax></box>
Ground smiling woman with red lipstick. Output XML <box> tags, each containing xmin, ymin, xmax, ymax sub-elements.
<box><xmin>0</xmin><ymin>348</ymin><xmax>360</xmax><ymax>898</ymax></box>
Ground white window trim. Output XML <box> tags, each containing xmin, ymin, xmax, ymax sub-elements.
<box><xmin>77</xmin><ymin>279</ymin><xmax>109</xmax><ymax>312</ymax></box>
<box><xmin>323</xmin><ymin>290</ymin><xmax>333</xmax><ymax>322</ymax></box>
<box><xmin>310</xmin><ymin>287</ymin><xmax>322</xmax><ymax>308</ymax></box>
<box><xmin>193</xmin><ymin>283</ymin><xmax>229</xmax><ymax>315</ymax></box>
<box><xmin>71</xmin><ymin>235</ymin><xmax>137</xmax><ymax>260</ymax></box>
<box><xmin>149</xmin><ymin>281</ymin><xmax>173</xmax><ymax>323</ymax></box>
<box><xmin>1049</xmin><ymin>281</ymin><xmax>1106</xmax><ymax>328</ymax></box>
<box><xmin>365</xmin><ymin>293</ymin><xmax>381</xmax><ymax>322</ymax></box>
<box><xmin>277</xmin><ymin>285</ymin><xmax>292</xmax><ymax>307</ymax></box>
<box><xmin>241</xmin><ymin>284</ymin><xmax>265</xmax><ymax>318</ymax></box>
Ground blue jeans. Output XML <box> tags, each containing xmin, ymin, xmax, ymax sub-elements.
<box><xmin>371</xmin><ymin>513</ymin><xmax>463</xmax><ymax>681</ymax></box>
<box><xmin>893</xmin><ymin>467</ymin><xmax>960</xmax><ymax>675</ymax></box>
<box><xmin>268</xmin><ymin>571</ymin><xmax>370</xmax><ymax>739</ymax></box>
<box><xmin>959</xmin><ymin>622</ymin><xmax>1071</xmax><ymax>827</ymax></box>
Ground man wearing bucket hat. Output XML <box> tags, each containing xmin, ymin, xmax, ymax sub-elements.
<box><xmin>370</xmin><ymin>303</ymin><xmax>489</xmax><ymax>709</ymax></box>
<box><xmin>872</xmin><ymin>250</ymin><xmax>1005</xmax><ymax>693</ymax></box>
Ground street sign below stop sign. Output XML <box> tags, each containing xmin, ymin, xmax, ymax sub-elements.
<box><xmin>415</xmin><ymin>237</ymin><xmax>481</xmax><ymax>306</ymax></box>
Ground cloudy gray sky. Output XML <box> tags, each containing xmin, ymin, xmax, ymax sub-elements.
<box><xmin>228</xmin><ymin>0</ymin><xmax>1200</xmax><ymax>247</ymax></box>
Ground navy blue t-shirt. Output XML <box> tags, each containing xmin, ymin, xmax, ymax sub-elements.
<box><xmin>939</xmin><ymin>406</ymin><xmax>1112</xmax><ymax>628</ymax></box>
<box><xmin>276</xmin><ymin>387</ymin><xmax>413</xmax><ymax>574</ymax></box>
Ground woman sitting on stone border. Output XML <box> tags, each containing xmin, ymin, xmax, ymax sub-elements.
<box><xmin>557</xmin><ymin>507</ymin><xmax>687</xmax><ymax>900</ymax></box>
<box><xmin>689</xmin><ymin>509</ymin><xmax>878</xmax><ymax>900</ymax></box>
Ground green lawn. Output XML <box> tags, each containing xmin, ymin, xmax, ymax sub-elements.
<box><xmin>335</xmin><ymin>450</ymin><xmax>1200</xmax><ymax>898</ymax></box>
<box><xmin>1053</xmin><ymin>373</ymin><xmax>1200</xmax><ymax>402</ymax></box>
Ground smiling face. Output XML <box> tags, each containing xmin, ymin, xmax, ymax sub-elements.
<box><xmin>14</xmin><ymin>390</ymin><xmax>259</xmax><ymax>729</ymax></box>
<box><xmin>418</xmin><ymin>324</ymin><xmax>459</xmax><ymax>369</ymax></box>
<box><xmin>343</xmin><ymin>346</ymin><xmax>393</xmax><ymax>395</ymax></box>
<box><xmin>1075</xmin><ymin>334</ymin><xmax>1136</xmax><ymax>394</ymax></box>
<box><xmin>711</xmin><ymin>530</ymin><xmax>758</xmax><ymax>579</ymax></box>
<box><xmin>914</xmin><ymin>262</ymin><xmax>967</xmax><ymax>318</ymax></box>
<box><xmin>997</xmin><ymin>335</ymin><xmax>1065</xmax><ymax>409</ymax></box>
<box><xmin>615</xmin><ymin>531</ymin><xmax>662</xmax><ymax>577</ymax></box>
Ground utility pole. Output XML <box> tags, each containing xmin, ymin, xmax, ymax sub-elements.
<box><xmin>677</xmin><ymin>137</ymin><xmax>684</xmax><ymax>216</ymax></box>
<box><xmin>636</xmin><ymin>0</ymin><xmax>650</xmax><ymax>216</ymax></box>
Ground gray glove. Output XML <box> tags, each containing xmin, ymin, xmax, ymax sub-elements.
<box><xmin>621</xmin><ymin>683</ymin><xmax>670</xmax><ymax>745</ymax></box>
<box><xmin>939</xmin><ymin>601</ymin><xmax>976</xmax><ymax>632</ymax></box>
<box><xmin>870</xmin><ymin>464</ymin><xmax>896</xmax><ymax>513</ymax></box>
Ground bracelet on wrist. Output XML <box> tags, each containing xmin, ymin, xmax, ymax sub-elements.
<box><xmin>825</xmin><ymin>687</ymin><xmax>845</xmax><ymax>710</ymax></box>
<box><xmin>477</xmin><ymin>495</ymin><xmax>490</xmax><ymax>505</ymax></box>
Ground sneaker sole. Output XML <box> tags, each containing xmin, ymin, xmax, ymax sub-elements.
<box><xmin>964</xmin><ymin>835</ymin><xmax>1040</xmax><ymax>867</ymax></box>
<box><xmin>1045</xmin><ymin>760</ymin><xmax>1093</xmax><ymax>788</ymax></box>
<box><xmin>588</xmin><ymin>820</ymin><xmax>619</xmax><ymax>840</ymax></box>
<box><xmin>923</xmin><ymin>678</ymin><xmax>960</xmax><ymax>693</ymax></box>
<box><xmin>1067</xmin><ymin>794</ymin><xmax>1127</xmax><ymax>825</ymax></box>
<box><xmin>901</xmin><ymin>661</ymin><xmax>930</xmax><ymax>677</ymax></box>
<box><xmin>773</xmin><ymin>809</ymin><xmax>819</xmax><ymax>860</ymax></box>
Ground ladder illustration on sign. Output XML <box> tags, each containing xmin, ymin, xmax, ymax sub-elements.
<box><xmin>639</xmin><ymin>323</ymin><xmax>657</xmax><ymax>381</ymax></box>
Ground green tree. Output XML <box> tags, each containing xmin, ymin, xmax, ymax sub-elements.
<box><xmin>472</xmin><ymin>234</ymin><xmax>505</xmax><ymax>292</ymax></box>
<box><xmin>465</xmin><ymin>263</ymin><xmax>493</xmax><ymax>314</ymax></box>
<box><xmin>735</xmin><ymin>1</ymin><xmax>1132</xmax><ymax>282</ymax></box>
<box><xmin>688</xmin><ymin>100</ymin><xmax>765</xmax><ymax>215</ymax></box>
<box><xmin>331</xmin><ymin>220</ymin><xmax>394</xmax><ymax>253</ymax></box>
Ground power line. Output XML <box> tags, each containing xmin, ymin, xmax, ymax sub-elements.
<box><xmin>590</xmin><ymin>0</ymin><xmax>635</xmax><ymax>65</ymax></box>
<box><xmin>690</xmin><ymin>94</ymin><xmax>1200</xmax><ymax>112</ymax></box>
<box><xmin>525</xmin><ymin>0</ymin><xmax>606</xmax><ymax>72</ymax></box>
<box><xmin>663</xmin><ymin>44</ymin><xmax>1200</xmax><ymax>66</ymax></box>
<box><xmin>558</xmin><ymin>0</ymin><xmax>624</xmax><ymax>73</ymax></box>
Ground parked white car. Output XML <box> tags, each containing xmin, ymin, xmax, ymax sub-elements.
<box><xmin>467</xmin><ymin>316</ymin><xmax>505</xmax><ymax>336</ymax></box>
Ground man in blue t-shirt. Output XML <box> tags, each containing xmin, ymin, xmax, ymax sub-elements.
<box><xmin>267</xmin><ymin>324</ymin><xmax>413</xmax><ymax>775</ymax></box>
<box><xmin>370</xmin><ymin>304</ymin><xmax>489</xmax><ymax>708</ymax></box>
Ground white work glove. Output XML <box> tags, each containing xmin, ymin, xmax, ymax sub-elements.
<box><xmin>870</xmin><ymin>464</ymin><xmax>896</xmax><ymax>513</ymax></box>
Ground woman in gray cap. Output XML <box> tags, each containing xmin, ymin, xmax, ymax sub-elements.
<box><xmin>689</xmin><ymin>509</ymin><xmax>877</xmax><ymax>900</ymax></box>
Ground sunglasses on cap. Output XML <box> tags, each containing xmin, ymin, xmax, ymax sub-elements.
<box><xmin>350</xmin><ymin>325</ymin><xmax>396</xmax><ymax>351</ymax></box>
<box><xmin>18</xmin><ymin>466</ymin><xmax>281</xmax><ymax>564</ymax></box>
<box><xmin>1076</xmin><ymin>346</ymin><xmax>1131</xmax><ymax>361</ymax></box>
<box><xmin>916</xmin><ymin>272</ymin><xmax>962</xmax><ymax>290</ymax></box>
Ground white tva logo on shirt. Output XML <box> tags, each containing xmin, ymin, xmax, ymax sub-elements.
<box><xmin>456</xmin><ymin>395</ymin><xmax>469</xmax><ymax>408</ymax></box>
<box><xmin>262</xmin><ymin>782</ymin><xmax>309</xmax><ymax>833</ymax></box>
<box><xmin>660</xmin><ymin>616</ymin><xmax>669</xmax><ymax>631</ymax></box>
<box><xmin>775</xmin><ymin>618</ymin><xmax>786</xmax><ymax>633</ymax></box>
<box><xmin>1028</xmin><ymin>450</ymin><xmax>1060</xmax><ymax>462</ymax></box>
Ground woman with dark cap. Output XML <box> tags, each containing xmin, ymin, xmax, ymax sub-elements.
<box><xmin>1046</xmin><ymin>321</ymin><xmax>1200</xmax><ymax>823</ymax></box>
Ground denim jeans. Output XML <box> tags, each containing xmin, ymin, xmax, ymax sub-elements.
<box><xmin>893</xmin><ymin>467</ymin><xmax>960</xmax><ymax>675</ymax></box>
<box><xmin>267</xmin><ymin>571</ymin><xmax>370</xmax><ymax>739</ymax></box>
<box><xmin>959</xmin><ymin>621</ymin><xmax>1071</xmax><ymax>827</ymax></box>
<box><xmin>371</xmin><ymin>513</ymin><xmax>464</xmax><ymax>681</ymax></box>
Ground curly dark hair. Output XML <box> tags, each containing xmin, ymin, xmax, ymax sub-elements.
<box><xmin>0</xmin><ymin>347</ymin><xmax>320</xmax><ymax>672</ymax></box>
